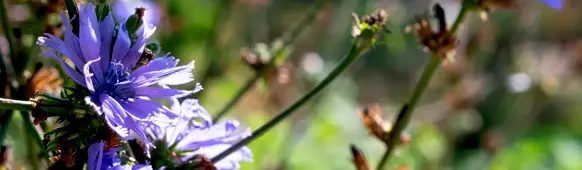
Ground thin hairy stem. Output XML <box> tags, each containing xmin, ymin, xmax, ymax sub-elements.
<box><xmin>212</xmin><ymin>38</ymin><xmax>374</xmax><ymax>163</ymax></box>
<box><xmin>212</xmin><ymin>0</ymin><xmax>327</xmax><ymax>122</ymax></box>
<box><xmin>0</xmin><ymin>98</ymin><xmax>34</xmax><ymax>111</ymax></box>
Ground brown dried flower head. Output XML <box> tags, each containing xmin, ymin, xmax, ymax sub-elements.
<box><xmin>359</xmin><ymin>103</ymin><xmax>388</xmax><ymax>140</ymax></box>
<box><xmin>350</xmin><ymin>144</ymin><xmax>371</xmax><ymax>170</ymax></box>
<box><xmin>408</xmin><ymin>4</ymin><xmax>457</xmax><ymax>58</ymax></box>
<box><xmin>362</xmin><ymin>9</ymin><xmax>388</xmax><ymax>27</ymax></box>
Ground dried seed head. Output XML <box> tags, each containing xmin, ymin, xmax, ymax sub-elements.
<box><xmin>410</xmin><ymin>18</ymin><xmax>457</xmax><ymax>58</ymax></box>
<box><xmin>359</xmin><ymin>103</ymin><xmax>388</xmax><ymax>141</ymax></box>
<box><xmin>407</xmin><ymin>3</ymin><xmax>457</xmax><ymax>58</ymax></box>
<box><xmin>350</xmin><ymin>144</ymin><xmax>371</xmax><ymax>170</ymax></box>
<box><xmin>241</xmin><ymin>49</ymin><xmax>267</xmax><ymax>70</ymax></box>
<box><xmin>362</xmin><ymin>9</ymin><xmax>388</xmax><ymax>27</ymax></box>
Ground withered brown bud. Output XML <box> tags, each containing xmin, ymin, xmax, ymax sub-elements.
<box><xmin>406</xmin><ymin>4</ymin><xmax>457</xmax><ymax>58</ymax></box>
<box><xmin>410</xmin><ymin>19</ymin><xmax>456</xmax><ymax>58</ymax></box>
<box><xmin>359</xmin><ymin>103</ymin><xmax>388</xmax><ymax>141</ymax></box>
<box><xmin>350</xmin><ymin>144</ymin><xmax>371</xmax><ymax>170</ymax></box>
<box><xmin>132</xmin><ymin>48</ymin><xmax>155</xmax><ymax>70</ymax></box>
<box><xmin>241</xmin><ymin>49</ymin><xmax>267</xmax><ymax>70</ymax></box>
<box><xmin>25</xmin><ymin>64</ymin><xmax>63</xmax><ymax>98</ymax></box>
<box><xmin>359</xmin><ymin>104</ymin><xmax>412</xmax><ymax>145</ymax></box>
<box><xmin>362</xmin><ymin>9</ymin><xmax>388</xmax><ymax>27</ymax></box>
<box><xmin>135</xmin><ymin>7</ymin><xmax>146</xmax><ymax>20</ymax></box>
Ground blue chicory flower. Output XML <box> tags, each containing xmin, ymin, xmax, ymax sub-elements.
<box><xmin>114</xmin><ymin>0</ymin><xmax>160</xmax><ymax>26</ymax></box>
<box><xmin>36</xmin><ymin>3</ymin><xmax>195</xmax><ymax>144</ymax></box>
<box><xmin>147</xmin><ymin>99</ymin><xmax>253</xmax><ymax>170</ymax></box>
<box><xmin>87</xmin><ymin>141</ymin><xmax>152</xmax><ymax>170</ymax></box>
<box><xmin>541</xmin><ymin>0</ymin><xmax>562</xmax><ymax>10</ymax></box>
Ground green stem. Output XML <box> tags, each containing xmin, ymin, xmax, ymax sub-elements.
<box><xmin>376</xmin><ymin>56</ymin><xmax>440</xmax><ymax>169</ymax></box>
<box><xmin>375</xmin><ymin>6</ymin><xmax>469</xmax><ymax>170</ymax></box>
<box><xmin>449</xmin><ymin>7</ymin><xmax>467</xmax><ymax>34</ymax></box>
<box><xmin>212</xmin><ymin>0</ymin><xmax>327</xmax><ymax>122</ymax></box>
<box><xmin>212</xmin><ymin>40</ymin><xmax>372</xmax><ymax>163</ymax></box>
<box><xmin>0</xmin><ymin>98</ymin><xmax>35</xmax><ymax>111</ymax></box>
<box><xmin>212</xmin><ymin>73</ymin><xmax>259</xmax><ymax>122</ymax></box>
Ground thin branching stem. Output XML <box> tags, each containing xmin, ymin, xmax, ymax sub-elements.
<box><xmin>212</xmin><ymin>0</ymin><xmax>327</xmax><ymax>122</ymax></box>
<box><xmin>375</xmin><ymin>6</ymin><xmax>470</xmax><ymax>170</ymax></box>
<box><xmin>212</xmin><ymin>37</ymin><xmax>375</xmax><ymax>163</ymax></box>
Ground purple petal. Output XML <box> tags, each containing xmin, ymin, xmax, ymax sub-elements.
<box><xmin>99</xmin><ymin>94</ymin><xmax>130</xmax><ymax>138</ymax></box>
<box><xmin>131</xmin><ymin>60</ymin><xmax>194</xmax><ymax>88</ymax></box>
<box><xmin>131</xmin><ymin>55</ymin><xmax>178</xmax><ymax>77</ymax></box>
<box><xmin>122</xmin><ymin>24</ymin><xmax>157</xmax><ymax>68</ymax></box>
<box><xmin>542</xmin><ymin>0</ymin><xmax>562</xmax><ymax>10</ymax></box>
<box><xmin>193</xmin><ymin>144</ymin><xmax>252</xmax><ymax>170</ymax></box>
<box><xmin>39</xmin><ymin>50</ymin><xmax>86</xmax><ymax>87</ymax></box>
<box><xmin>37</xmin><ymin>34</ymin><xmax>85</xmax><ymax>69</ymax></box>
<box><xmin>134</xmin><ymin>87</ymin><xmax>192</xmax><ymax>99</ymax></box>
<box><xmin>85</xmin><ymin>96</ymin><xmax>101</xmax><ymax>115</ymax></box>
<box><xmin>179</xmin><ymin>99</ymin><xmax>211</xmax><ymax>126</ymax></box>
<box><xmin>112</xmin><ymin>23</ymin><xmax>131</xmax><ymax>62</ymax></box>
<box><xmin>99</xmin><ymin>14</ymin><xmax>115</xmax><ymax>75</ymax></box>
<box><xmin>121</xmin><ymin>98</ymin><xmax>178</xmax><ymax>121</ymax></box>
<box><xmin>61</xmin><ymin>12</ymin><xmax>85</xmax><ymax>67</ymax></box>
<box><xmin>83</xmin><ymin>58</ymin><xmax>101</xmax><ymax>93</ymax></box>
<box><xmin>131</xmin><ymin>165</ymin><xmax>153</xmax><ymax>170</ymax></box>
<box><xmin>79</xmin><ymin>3</ymin><xmax>103</xmax><ymax>74</ymax></box>
<box><xmin>87</xmin><ymin>141</ymin><xmax>104</xmax><ymax>170</ymax></box>
<box><xmin>176</xmin><ymin>120</ymin><xmax>251</xmax><ymax>150</ymax></box>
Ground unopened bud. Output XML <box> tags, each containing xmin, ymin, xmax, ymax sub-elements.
<box><xmin>125</xmin><ymin>8</ymin><xmax>146</xmax><ymax>39</ymax></box>
<box><xmin>350</xmin><ymin>144</ymin><xmax>371</xmax><ymax>170</ymax></box>
<box><xmin>96</xmin><ymin>3</ymin><xmax>111</xmax><ymax>21</ymax></box>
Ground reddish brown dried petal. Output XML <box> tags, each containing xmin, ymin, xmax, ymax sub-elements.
<box><xmin>359</xmin><ymin>103</ymin><xmax>387</xmax><ymax>140</ymax></box>
<box><xmin>350</xmin><ymin>144</ymin><xmax>371</xmax><ymax>170</ymax></box>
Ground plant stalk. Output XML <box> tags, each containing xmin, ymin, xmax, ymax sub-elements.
<box><xmin>0</xmin><ymin>98</ymin><xmax>34</xmax><ymax>111</ymax></box>
<box><xmin>212</xmin><ymin>39</ymin><xmax>373</xmax><ymax>163</ymax></box>
<box><xmin>375</xmin><ymin>5</ymin><xmax>469</xmax><ymax>170</ymax></box>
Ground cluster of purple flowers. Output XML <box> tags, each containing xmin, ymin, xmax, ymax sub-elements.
<box><xmin>36</xmin><ymin>1</ymin><xmax>251</xmax><ymax>169</ymax></box>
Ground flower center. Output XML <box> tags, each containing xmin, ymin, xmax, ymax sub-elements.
<box><xmin>97</xmin><ymin>62</ymin><xmax>133</xmax><ymax>99</ymax></box>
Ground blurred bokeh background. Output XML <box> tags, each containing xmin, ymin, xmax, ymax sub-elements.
<box><xmin>2</xmin><ymin>0</ymin><xmax>582</xmax><ymax>169</ymax></box>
